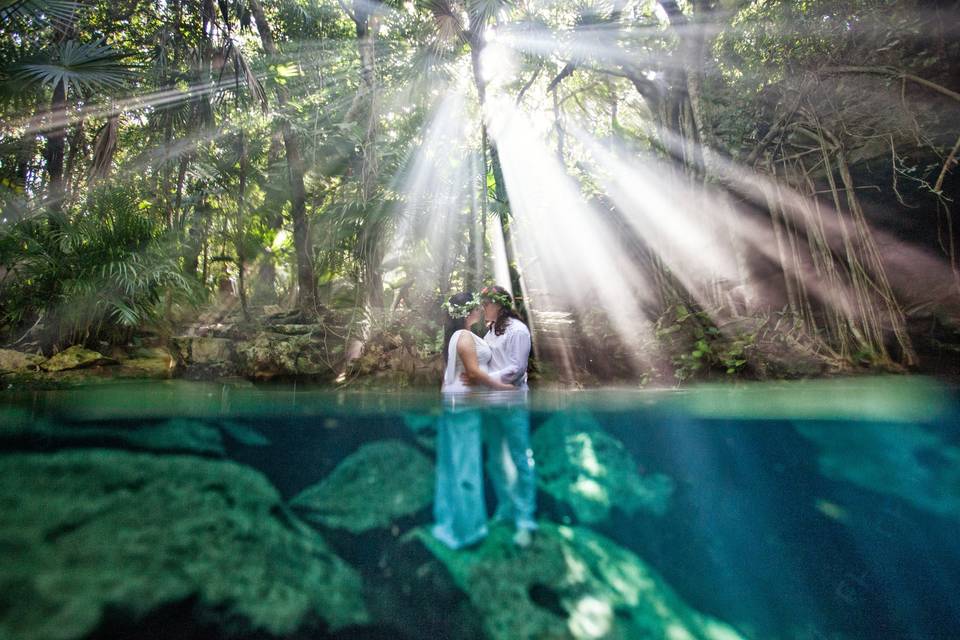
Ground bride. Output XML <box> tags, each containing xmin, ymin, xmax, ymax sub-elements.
<box><xmin>431</xmin><ymin>292</ymin><xmax>514</xmax><ymax>549</ymax></box>
<box><xmin>441</xmin><ymin>292</ymin><xmax>516</xmax><ymax>393</ymax></box>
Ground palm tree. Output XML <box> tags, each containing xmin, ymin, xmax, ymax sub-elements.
<box><xmin>14</xmin><ymin>39</ymin><xmax>132</xmax><ymax>213</ymax></box>
<box><xmin>248</xmin><ymin>0</ymin><xmax>318</xmax><ymax>318</ymax></box>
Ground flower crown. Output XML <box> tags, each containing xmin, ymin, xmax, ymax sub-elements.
<box><xmin>442</xmin><ymin>293</ymin><xmax>482</xmax><ymax>319</ymax></box>
<box><xmin>480</xmin><ymin>286</ymin><xmax>513</xmax><ymax>309</ymax></box>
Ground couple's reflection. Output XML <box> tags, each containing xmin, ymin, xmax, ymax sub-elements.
<box><xmin>432</xmin><ymin>393</ymin><xmax>536</xmax><ymax>550</ymax></box>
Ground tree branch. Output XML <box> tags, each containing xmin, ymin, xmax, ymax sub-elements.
<box><xmin>820</xmin><ymin>66</ymin><xmax>960</xmax><ymax>103</ymax></box>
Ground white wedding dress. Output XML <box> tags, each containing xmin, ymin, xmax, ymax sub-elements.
<box><xmin>441</xmin><ymin>329</ymin><xmax>493</xmax><ymax>393</ymax></box>
<box><xmin>432</xmin><ymin>329</ymin><xmax>492</xmax><ymax>549</ymax></box>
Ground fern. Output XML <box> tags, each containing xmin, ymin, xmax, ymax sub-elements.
<box><xmin>0</xmin><ymin>188</ymin><xmax>200</xmax><ymax>347</ymax></box>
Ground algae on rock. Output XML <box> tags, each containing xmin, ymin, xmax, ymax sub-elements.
<box><xmin>0</xmin><ymin>450</ymin><xmax>368</xmax><ymax>640</ymax></box>
<box><xmin>794</xmin><ymin>420</ymin><xmax>960</xmax><ymax>519</ymax></box>
<box><xmin>291</xmin><ymin>439</ymin><xmax>434</xmax><ymax>533</ymax></box>
<box><xmin>0</xmin><ymin>349</ymin><xmax>45</xmax><ymax>372</ymax></box>
<box><xmin>533</xmin><ymin>413</ymin><xmax>675</xmax><ymax>524</ymax></box>
<box><xmin>41</xmin><ymin>346</ymin><xmax>116</xmax><ymax>372</ymax></box>
<box><xmin>416</xmin><ymin>523</ymin><xmax>746</xmax><ymax>640</ymax></box>
<box><xmin>0</xmin><ymin>417</ymin><xmax>227</xmax><ymax>457</ymax></box>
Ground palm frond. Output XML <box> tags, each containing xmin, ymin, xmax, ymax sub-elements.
<box><xmin>0</xmin><ymin>0</ymin><xmax>81</xmax><ymax>26</ymax></box>
<box><xmin>15</xmin><ymin>39</ymin><xmax>135</xmax><ymax>95</ymax></box>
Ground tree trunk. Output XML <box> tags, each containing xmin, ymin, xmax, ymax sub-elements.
<box><xmin>15</xmin><ymin>132</ymin><xmax>34</xmax><ymax>191</ymax></box>
<box><xmin>250</xmin><ymin>0</ymin><xmax>318</xmax><ymax>316</ymax></box>
<box><xmin>344</xmin><ymin>2</ymin><xmax>384</xmax><ymax>311</ymax></box>
<box><xmin>44</xmin><ymin>79</ymin><xmax>67</xmax><ymax>214</ymax></box>
<box><xmin>469</xmin><ymin>39</ymin><xmax>528</xmax><ymax>311</ymax></box>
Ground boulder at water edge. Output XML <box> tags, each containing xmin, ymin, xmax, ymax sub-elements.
<box><xmin>40</xmin><ymin>346</ymin><xmax>116</xmax><ymax>372</ymax></box>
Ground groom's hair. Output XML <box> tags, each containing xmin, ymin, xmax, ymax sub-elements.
<box><xmin>482</xmin><ymin>285</ymin><xmax>522</xmax><ymax>337</ymax></box>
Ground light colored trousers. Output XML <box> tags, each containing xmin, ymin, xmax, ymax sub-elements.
<box><xmin>485</xmin><ymin>403</ymin><xmax>537</xmax><ymax>532</ymax></box>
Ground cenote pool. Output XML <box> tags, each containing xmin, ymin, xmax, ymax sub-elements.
<box><xmin>1</xmin><ymin>377</ymin><xmax>958</xmax><ymax>640</ymax></box>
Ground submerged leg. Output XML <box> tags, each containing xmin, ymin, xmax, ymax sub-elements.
<box><xmin>432</xmin><ymin>408</ymin><xmax>488</xmax><ymax>549</ymax></box>
<box><xmin>486</xmin><ymin>406</ymin><xmax>537</xmax><ymax>532</ymax></box>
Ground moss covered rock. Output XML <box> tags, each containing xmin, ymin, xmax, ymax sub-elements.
<box><xmin>0</xmin><ymin>416</ymin><xmax>226</xmax><ymax>456</ymax></box>
<box><xmin>41</xmin><ymin>346</ymin><xmax>115</xmax><ymax>372</ymax></box>
<box><xmin>234</xmin><ymin>332</ymin><xmax>332</xmax><ymax>380</ymax></box>
<box><xmin>0</xmin><ymin>450</ymin><xmax>367</xmax><ymax>640</ymax></box>
<box><xmin>291</xmin><ymin>439</ymin><xmax>434</xmax><ymax>533</ymax></box>
<box><xmin>533</xmin><ymin>413</ymin><xmax>675</xmax><ymax>524</ymax></box>
<box><xmin>0</xmin><ymin>349</ymin><xmax>45</xmax><ymax>373</ymax></box>
<box><xmin>416</xmin><ymin>522</ymin><xmax>745</xmax><ymax>640</ymax></box>
<box><xmin>795</xmin><ymin>421</ymin><xmax>960</xmax><ymax>519</ymax></box>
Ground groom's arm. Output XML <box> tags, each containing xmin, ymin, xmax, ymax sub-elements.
<box><xmin>489</xmin><ymin>329</ymin><xmax>531</xmax><ymax>386</ymax></box>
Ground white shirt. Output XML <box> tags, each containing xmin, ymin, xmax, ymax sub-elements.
<box><xmin>484</xmin><ymin>318</ymin><xmax>531</xmax><ymax>389</ymax></box>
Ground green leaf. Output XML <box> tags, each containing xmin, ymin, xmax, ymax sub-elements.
<box><xmin>15</xmin><ymin>39</ymin><xmax>134</xmax><ymax>95</ymax></box>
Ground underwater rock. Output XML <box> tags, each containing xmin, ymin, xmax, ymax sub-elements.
<box><xmin>0</xmin><ymin>349</ymin><xmax>45</xmax><ymax>373</ymax></box>
<box><xmin>0</xmin><ymin>417</ymin><xmax>226</xmax><ymax>457</ymax></box>
<box><xmin>403</xmin><ymin>412</ymin><xmax>440</xmax><ymax>451</ymax></box>
<box><xmin>0</xmin><ymin>449</ymin><xmax>368</xmax><ymax>640</ymax></box>
<box><xmin>41</xmin><ymin>346</ymin><xmax>116</xmax><ymax>372</ymax></box>
<box><xmin>533</xmin><ymin>413</ymin><xmax>675</xmax><ymax>524</ymax></box>
<box><xmin>291</xmin><ymin>440</ymin><xmax>434</xmax><ymax>533</ymax></box>
<box><xmin>220</xmin><ymin>420</ymin><xmax>271</xmax><ymax>446</ymax></box>
<box><xmin>415</xmin><ymin>522</ymin><xmax>746</xmax><ymax>640</ymax></box>
<box><xmin>795</xmin><ymin>421</ymin><xmax>960</xmax><ymax>519</ymax></box>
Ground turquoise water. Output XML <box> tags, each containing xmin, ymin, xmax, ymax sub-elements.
<box><xmin>1</xmin><ymin>377</ymin><xmax>958</xmax><ymax>639</ymax></box>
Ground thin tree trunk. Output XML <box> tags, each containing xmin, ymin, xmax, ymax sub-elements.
<box><xmin>15</xmin><ymin>132</ymin><xmax>35</xmax><ymax>190</ymax></box>
<box><xmin>250</xmin><ymin>0</ymin><xmax>318</xmax><ymax>316</ymax></box>
<box><xmin>45</xmin><ymin>79</ymin><xmax>67</xmax><ymax>214</ymax></box>
<box><xmin>470</xmin><ymin>40</ymin><xmax>528</xmax><ymax>311</ymax></box>
<box><xmin>343</xmin><ymin>1</ymin><xmax>384</xmax><ymax>310</ymax></box>
<box><xmin>237</xmin><ymin>134</ymin><xmax>250</xmax><ymax>320</ymax></box>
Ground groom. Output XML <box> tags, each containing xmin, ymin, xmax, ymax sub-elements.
<box><xmin>464</xmin><ymin>285</ymin><xmax>536</xmax><ymax>547</ymax></box>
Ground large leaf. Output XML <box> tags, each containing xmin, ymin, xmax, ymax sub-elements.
<box><xmin>15</xmin><ymin>39</ymin><xmax>135</xmax><ymax>95</ymax></box>
<box><xmin>0</xmin><ymin>0</ymin><xmax>81</xmax><ymax>25</ymax></box>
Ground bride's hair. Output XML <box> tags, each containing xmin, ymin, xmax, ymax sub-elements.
<box><xmin>483</xmin><ymin>285</ymin><xmax>522</xmax><ymax>337</ymax></box>
<box><xmin>442</xmin><ymin>292</ymin><xmax>476</xmax><ymax>363</ymax></box>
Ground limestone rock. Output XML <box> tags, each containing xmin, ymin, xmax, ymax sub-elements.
<box><xmin>0</xmin><ymin>417</ymin><xmax>226</xmax><ymax>457</ymax></box>
<box><xmin>235</xmin><ymin>332</ymin><xmax>330</xmax><ymax>380</ymax></box>
<box><xmin>795</xmin><ymin>420</ymin><xmax>960</xmax><ymax>519</ymax></box>
<box><xmin>533</xmin><ymin>412</ymin><xmax>675</xmax><ymax>524</ymax></box>
<box><xmin>186</xmin><ymin>337</ymin><xmax>234</xmax><ymax>364</ymax></box>
<box><xmin>41</xmin><ymin>346</ymin><xmax>115</xmax><ymax>372</ymax></box>
<box><xmin>416</xmin><ymin>522</ymin><xmax>746</xmax><ymax>640</ymax></box>
<box><xmin>0</xmin><ymin>450</ymin><xmax>368</xmax><ymax>640</ymax></box>
<box><xmin>0</xmin><ymin>349</ymin><xmax>45</xmax><ymax>373</ymax></box>
<box><xmin>291</xmin><ymin>440</ymin><xmax>434</xmax><ymax>533</ymax></box>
